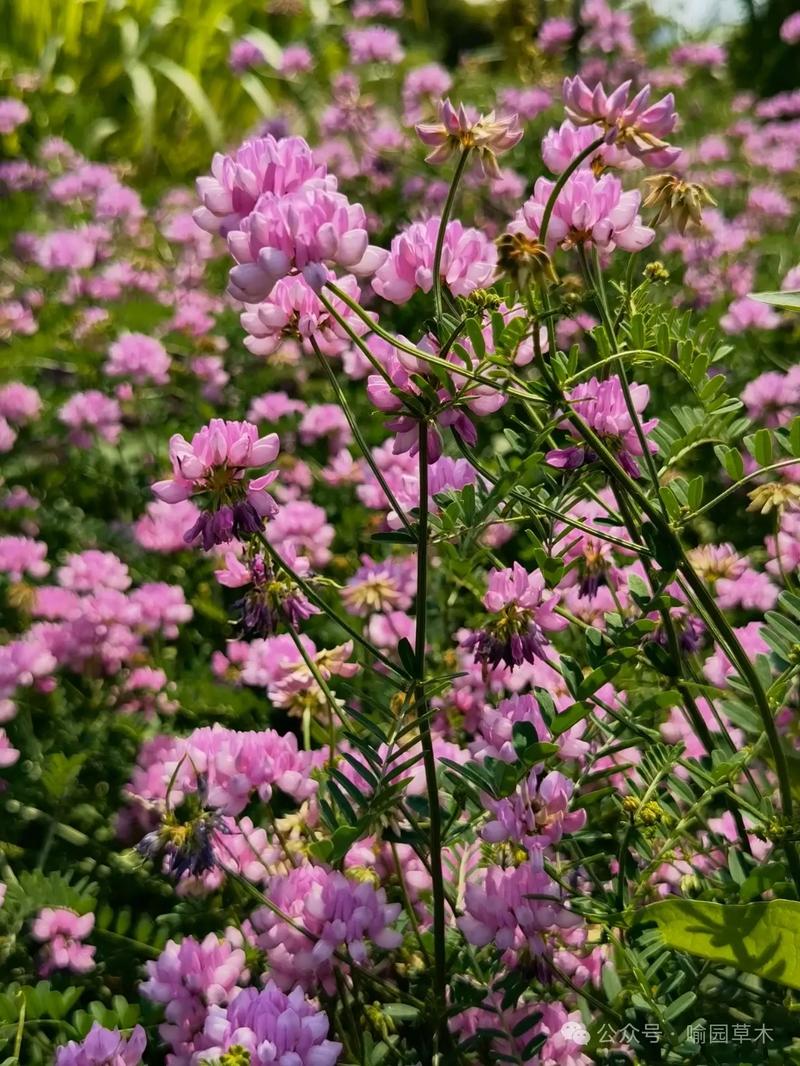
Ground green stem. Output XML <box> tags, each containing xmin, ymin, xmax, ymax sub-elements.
<box><xmin>310</xmin><ymin>336</ymin><xmax>415</xmax><ymax>536</ymax></box>
<box><xmin>413</xmin><ymin>427</ymin><xmax>448</xmax><ymax>1052</ymax></box>
<box><xmin>285</xmin><ymin>624</ymin><xmax>343</xmax><ymax>766</ymax></box>
<box><xmin>538</xmin><ymin>135</ymin><xmax>606</xmax><ymax>248</ymax></box>
<box><xmin>326</xmin><ymin>281</ymin><xmax>533</xmax><ymax>401</ymax></box>
<box><xmin>432</xmin><ymin>148</ymin><xmax>471</xmax><ymax>327</ymax></box>
<box><xmin>690</xmin><ymin>457</ymin><xmax>800</xmax><ymax>520</ymax></box>
<box><xmin>255</xmin><ymin>531</ymin><xmax>405</xmax><ymax>681</ymax></box>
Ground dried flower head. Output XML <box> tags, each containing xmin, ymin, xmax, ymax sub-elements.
<box><xmin>496</xmin><ymin>231</ymin><xmax>559</xmax><ymax>292</ymax></box>
<box><xmin>641</xmin><ymin>174</ymin><xmax>716</xmax><ymax>234</ymax></box>
<box><xmin>747</xmin><ymin>482</ymin><xmax>800</xmax><ymax>515</ymax></box>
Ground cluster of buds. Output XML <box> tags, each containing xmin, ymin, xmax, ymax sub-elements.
<box><xmin>622</xmin><ymin>795</ymin><xmax>667</xmax><ymax>827</ymax></box>
<box><xmin>644</xmin><ymin>260</ymin><xmax>670</xmax><ymax>283</ymax></box>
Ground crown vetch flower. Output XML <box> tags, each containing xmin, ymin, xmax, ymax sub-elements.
<box><xmin>541</xmin><ymin>119</ymin><xmax>634</xmax><ymax>175</ymax></box>
<box><xmin>216</xmin><ymin>549</ymin><xmax>318</xmax><ymax>636</ymax></box>
<box><xmin>152</xmin><ymin>419</ymin><xmax>280</xmax><ymax>549</ymax></box>
<box><xmin>194</xmin><ymin>134</ymin><xmax>332</xmax><ymax>236</ymax></box>
<box><xmin>465</xmin><ymin>563</ymin><xmax>567</xmax><ymax>670</ymax></box>
<box><xmin>197</xmin><ymin>982</ymin><xmax>341</xmax><ymax>1065</ymax></box>
<box><xmin>372</xmin><ymin>216</ymin><xmax>497</xmax><ymax>304</ymax></box>
<box><xmin>547</xmin><ymin>374</ymin><xmax>658</xmax><ymax>478</ymax></box>
<box><xmin>510</xmin><ymin>170</ymin><xmax>654</xmax><ymax>255</ymax></box>
<box><xmin>240</xmin><ymin>271</ymin><xmax>370</xmax><ymax>357</ymax></box>
<box><xmin>31</xmin><ymin>908</ymin><xmax>96</xmax><ymax>976</ymax></box>
<box><xmin>458</xmin><ymin>858</ymin><xmax>582</xmax><ymax>961</ymax></box>
<box><xmin>416</xmin><ymin>98</ymin><xmax>523</xmax><ymax>178</ymax></box>
<box><xmin>482</xmin><ymin>767</ymin><xmax>587</xmax><ymax>850</ymax></box>
<box><xmin>55</xmin><ymin>1023</ymin><xmax>146</xmax><ymax>1066</ymax></box>
<box><xmin>141</xmin><ymin>932</ymin><xmax>248</xmax><ymax>1062</ymax></box>
<box><xmin>253</xmin><ymin>865</ymin><xmax>402</xmax><ymax>993</ymax></box>
<box><xmin>226</xmin><ymin>186</ymin><xmax>387</xmax><ymax>302</ymax></box>
<box><xmin>562</xmin><ymin>76</ymin><xmax>681</xmax><ymax>167</ymax></box>
<box><xmin>105</xmin><ymin>332</ymin><xmax>171</xmax><ymax>386</ymax></box>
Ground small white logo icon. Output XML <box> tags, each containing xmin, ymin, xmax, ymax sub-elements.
<box><xmin>561</xmin><ymin>1020</ymin><xmax>590</xmax><ymax>1044</ymax></box>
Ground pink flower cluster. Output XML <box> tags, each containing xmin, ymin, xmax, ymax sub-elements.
<box><xmin>152</xmin><ymin>418</ymin><xmax>280</xmax><ymax>548</ymax></box>
<box><xmin>125</xmin><ymin>722</ymin><xmax>319</xmax><ymax>817</ymax></box>
<box><xmin>547</xmin><ymin>374</ymin><xmax>658</xmax><ymax>478</ymax></box>
<box><xmin>197</xmin><ymin>134</ymin><xmax>386</xmax><ymax>302</ymax></box>
<box><xmin>55</xmin><ymin>1024</ymin><xmax>146</xmax><ymax>1066</ymax></box>
<box><xmin>252</xmin><ymin>864</ymin><xmax>402</xmax><ymax>992</ymax></box>
<box><xmin>197</xmin><ymin>982</ymin><xmax>341</xmax><ymax>1065</ymax></box>
<box><xmin>31</xmin><ymin>908</ymin><xmax>95</xmax><ymax>976</ymax></box>
<box><xmin>140</xmin><ymin>932</ymin><xmax>248</xmax><ymax>1064</ymax></box>
<box><xmin>372</xmin><ymin>216</ymin><xmax>497</xmax><ymax>304</ymax></box>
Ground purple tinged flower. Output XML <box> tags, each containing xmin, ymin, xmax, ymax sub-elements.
<box><xmin>253</xmin><ymin>865</ymin><xmax>401</xmax><ymax>993</ymax></box>
<box><xmin>345</xmin><ymin>26</ymin><xmax>405</xmax><ymax>65</ymax></box>
<box><xmin>217</xmin><ymin>549</ymin><xmax>319</xmax><ymax>636</ymax></box>
<box><xmin>228</xmin><ymin>37</ymin><xmax>265</xmax><ymax>73</ymax></box>
<box><xmin>152</xmin><ymin>419</ymin><xmax>280</xmax><ymax>549</ymax></box>
<box><xmin>416</xmin><ymin>98</ymin><xmax>523</xmax><ymax>178</ymax></box>
<box><xmin>197</xmin><ymin>982</ymin><xmax>341</xmax><ymax>1065</ymax></box>
<box><xmin>466</xmin><ymin>563</ymin><xmax>567</xmax><ymax>670</ymax></box>
<box><xmin>372</xmin><ymin>216</ymin><xmax>497</xmax><ymax>304</ymax></box>
<box><xmin>342</xmin><ymin>554</ymin><xmax>416</xmax><ymax>616</ymax></box>
<box><xmin>55</xmin><ymin>1023</ymin><xmax>146</xmax><ymax>1066</ymax></box>
<box><xmin>510</xmin><ymin>170</ymin><xmax>654</xmax><ymax>255</ymax></box>
<box><xmin>141</xmin><ymin>932</ymin><xmax>248</xmax><ymax>1061</ymax></box>
<box><xmin>546</xmin><ymin>374</ymin><xmax>658</xmax><ymax>478</ymax></box>
<box><xmin>194</xmin><ymin>134</ymin><xmax>332</xmax><ymax>237</ymax></box>
<box><xmin>482</xmin><ymin>768</ymin><xmax>587</xmax><ymax>850</ymax></box>
<box><xmin>562</xmin><ymin>76</ymin><xmax>681</xmax><ymax>167</ymax></box>
<box><xmin>458</xmin><ymin>857</ymin><xmax>582</xmax><ymax>960</ymax></box>
<box><xmin>280</xmin><ymin>44</ymin><xmax>314</xmax><ymax>76</ymax></box>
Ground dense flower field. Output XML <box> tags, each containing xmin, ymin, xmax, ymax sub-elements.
<box><xmin>3</xmin><ymin>1</ymin><xmax>800</xmax><ymax>1063</ymax></box>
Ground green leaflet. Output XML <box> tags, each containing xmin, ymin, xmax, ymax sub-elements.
<box><xmin>636</xmin><ymin>898</ymin><xmax>800</xmax><ymax>989</ymax></box>
<box><xmin>749</xmin><ymin>290</ymin><xmax>800</xmax><ymax>311</ymax></box>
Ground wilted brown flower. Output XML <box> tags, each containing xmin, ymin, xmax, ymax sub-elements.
<box><xmin>642</xmin><ymin>174</ymin><xmax>716</xmax><ymax>234</ymax></box>
<box><xmin>747</xmin><ymin>481</ymin><xmax>800</xmax><ymax>514</ymax></box>
<box><xmin>496</xmin><ymin>231</ymin><xmax>558</xmax><ymax>291</ymax></box>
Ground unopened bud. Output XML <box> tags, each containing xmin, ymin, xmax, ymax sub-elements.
<box><xmin>644</xmin><ymin>260</ymin><xmax>670</xmax><ymax>283</ymax></box>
